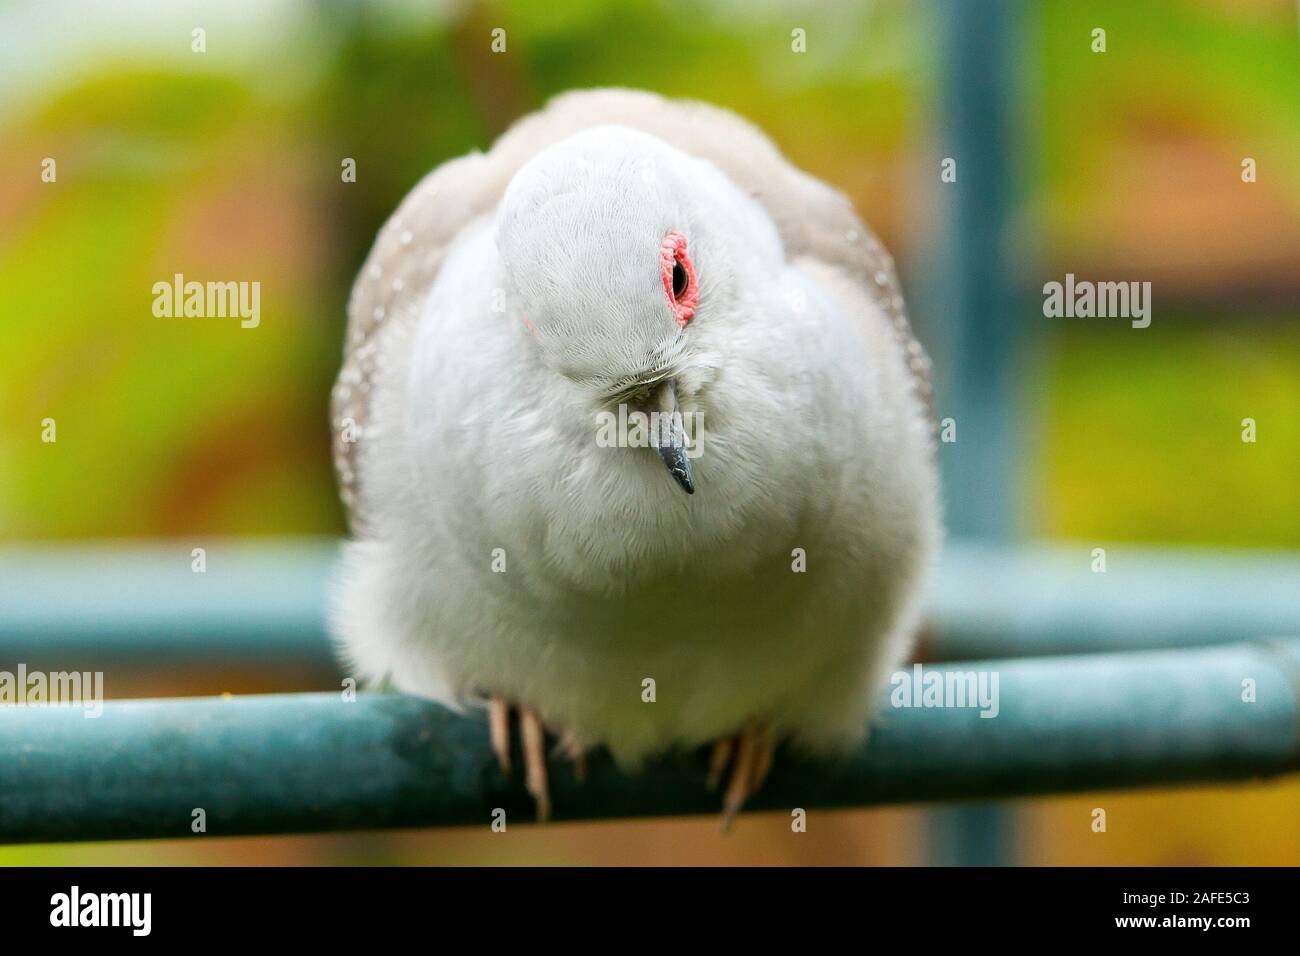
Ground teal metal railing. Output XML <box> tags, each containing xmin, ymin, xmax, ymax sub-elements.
<box><xmin>2</xmin><ymin>639</ymin><xmax>1297</xmax><ymax>844</ymax></box>
<box><xmin>4</xmin><ymin>539</ymin><xmax>1297</xmax><ymax>671</ymax></box>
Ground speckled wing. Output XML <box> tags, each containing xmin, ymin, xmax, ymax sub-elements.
<box><xmin>330</xmin><ymin>150</ymin><xmax>500</xmax><ymax>532</ymax></box>
<box><xmin>333</xmin><ymin>88</ymin><xmax>933</xmax><ymax>533</ymax></box>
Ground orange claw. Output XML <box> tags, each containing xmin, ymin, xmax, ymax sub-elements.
<box><xmin>715</xmin><ymin>723</ymin><xmax>777</xmax><ymax>832</ymax></box>
<box><xmin>488</xmin><ymin>696</ymin><xmax>511</xmax><ymax>774</ymax></box>
<box><xmin>520</xmin><ymin>707</ymin><xmax>551</xmax><ymax>822</ymax></box>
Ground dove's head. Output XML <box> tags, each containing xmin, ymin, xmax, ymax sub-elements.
<box><xmin>496</xmin><ymin>125</ymin><xmax>775</xmax><ymax>493</ymax></box>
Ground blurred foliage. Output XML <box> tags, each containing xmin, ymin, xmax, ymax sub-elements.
<box><xmin>1035</xmin><ymin>0</ymin><xmax>1300</xmax><ymax>290</ymax></box>
<box><xmin>1040</xmin><ymin>0</ymin><xmax>1300</xmax><ymax>210</ymax></box>
<box><xmin>1036</xmin><ymin>318</ymin><xmax>1300</xmax><ymax>547</ymax></box>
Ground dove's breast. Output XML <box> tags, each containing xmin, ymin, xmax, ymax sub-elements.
<box><xmin>331</xmin><ymin>210</ymin><xmax>938</xmax><ymax>763</ymax></box>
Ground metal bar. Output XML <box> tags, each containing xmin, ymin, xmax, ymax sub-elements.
<box><xmin>930</xmin><ymin>0</ymin><xmax>1025</xmax><ymax>866</ymax></box>
<box><xmin>928</xmin><ymin>541</ymin><xmax>1300</xmax><ymax>660</ymax></box>
<box><xmin>3</xmin><ymin>640</ymin><xmax>1297</xmax><ymax>845</ymax></box>
<box><xmin>932</xmin><ymin>0</ymin><xmax>1024</xmax><ymax>541</ymax></box>
<box><xmin>0</xmin><ymin>539</ymin><xmax>338</xmax><ymax>668</ymax></box>
<box><xmin>3</xmin><ymin>540</ymin><xmax>1296</xmax><ymax>670</ymax></box>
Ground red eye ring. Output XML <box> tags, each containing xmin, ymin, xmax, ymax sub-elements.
<box><xmin>660</xmin><ymin>230</ymin><xmax>698</xmax><ymax>328</ymax></box>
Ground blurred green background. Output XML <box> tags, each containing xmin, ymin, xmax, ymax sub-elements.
<box><xmin>1</xmin><ymin>0</ymin><xmax>1297</xmax><ymax>864</ymax></box>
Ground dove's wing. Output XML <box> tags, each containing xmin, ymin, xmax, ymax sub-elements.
<box><xmin>333</xmin><ymin>88</ymin><xmax>932</xmax><ymax>532</ymax></box>
<box><xmin>331</xmin><ymin>148</ymin><xmax>499</xmax><ymax>530</ymax></box>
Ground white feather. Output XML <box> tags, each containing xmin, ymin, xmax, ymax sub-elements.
<box><xmin>331</xmin><ymin>90</ymin><xmax>940</xmax><ymax>766</ymax></box>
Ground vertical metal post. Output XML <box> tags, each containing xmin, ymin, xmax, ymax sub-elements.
<box><xmin>929</xmin><ymin>0</ymin><xmax>1023</xmax><ymax>864</ymax></box>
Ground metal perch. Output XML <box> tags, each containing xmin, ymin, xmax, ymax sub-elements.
<box><xmin>2</xmin><ymin>639</ymin><xmax>1297</xmax><ymax>844</ymax></box>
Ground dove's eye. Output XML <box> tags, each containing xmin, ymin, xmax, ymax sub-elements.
<box><xmin>660</xmin><ymin>230</ymin><xmax>698</xmax><ymax>329</ymax></box>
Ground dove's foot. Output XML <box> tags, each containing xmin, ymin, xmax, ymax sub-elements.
<box><xmin>488</xmin><ymin>695</ymin><xmax>550</xmax><ymax>820</ymax></box>
<box><xmin>706</xmin><ymin>722</ymin><xmax>777</xmax><ymax>831</ymax></box>
<box><xmin>488</xmin><ymin>696</ymin><xmax>585</xmax><ymax>822</ymax></box>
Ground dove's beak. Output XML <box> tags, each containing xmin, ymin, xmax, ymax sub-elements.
<box><xmin>651</xmin><ymin>380</ymin><xmax>695</xmax><ymax>495</ymax></box>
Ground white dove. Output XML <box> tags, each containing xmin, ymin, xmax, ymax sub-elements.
<box><xmin>330</xmin><ymin>89</ymin><xmax>939</xmax><ymax>824</ymax></box>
